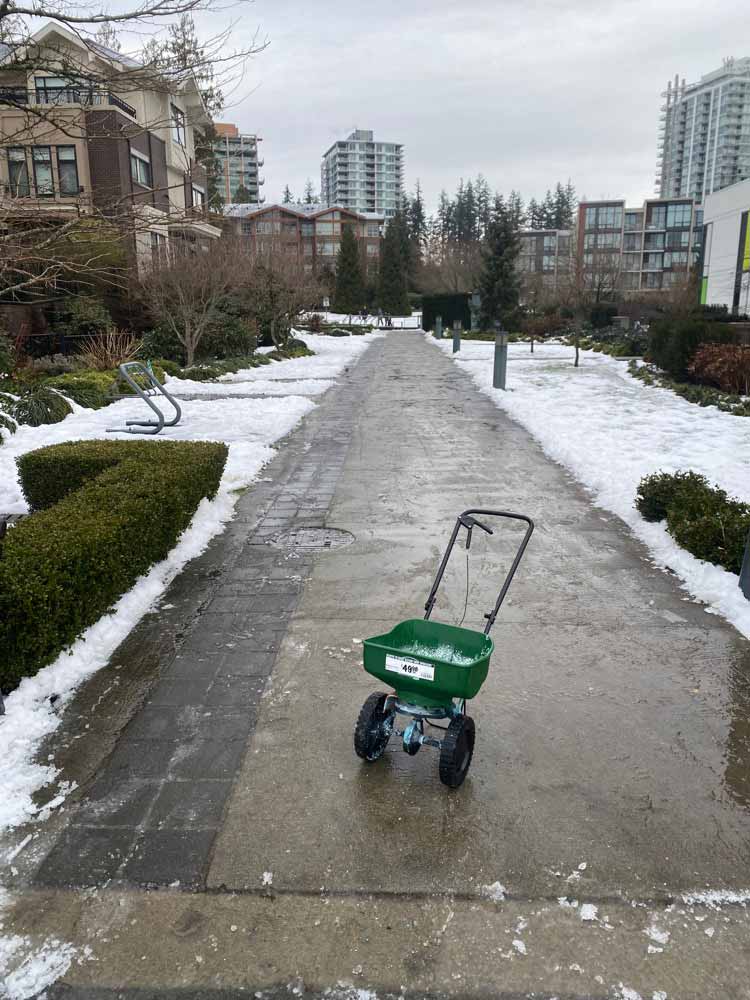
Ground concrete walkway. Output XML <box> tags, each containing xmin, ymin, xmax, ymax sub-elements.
<box><xmin>7</xmin><ymin>332</ymin><xmax>750</xmax><ymax>998</ymax></box>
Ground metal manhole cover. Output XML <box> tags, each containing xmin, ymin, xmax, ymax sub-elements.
<box><xmin>270</xmin><ymin>527</ymin><xmax>354</xmax><ymax>551</ymax></box>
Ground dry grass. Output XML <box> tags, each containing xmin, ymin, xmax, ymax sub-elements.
<box><xmin>77</xmin><ymin>329</ymin><xmax>142</xmax><ymax>371</ymax></box>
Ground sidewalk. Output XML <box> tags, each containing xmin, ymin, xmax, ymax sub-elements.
<box><xmin>6</xmin><ymin>331</ymin><xmax>750</xmax><ymax>999</ymax></box>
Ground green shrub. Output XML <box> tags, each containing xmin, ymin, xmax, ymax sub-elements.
<box><xmin>151</xmin><ymin>358</ymin><xmax>181</xmax><ymax>377</ymax></box>
<box><xmin>668</xmin><ymin>496</ymin><xmax>750</xmax><ymax>574</ymax></box>
<box><xmin>10</xmin><ymin>386</ymin><xmax>72</xmax><ymax>426</ymax></box>
<box><xmin>648</xmin><ymin>319</ymin><xmax>734</xmax><ymax>382</ymax></box>
<box><xmin>173</xmin><ymin>364</ymin><xmax>222</xmax><ymax>381</ymax></box>
<box><xmin>0</xmin><ymin>410</ymin><xmax>16</xmax><ymax>436</ymax></box>
<box><xmin>44</xmin><ymin>371</ymin><xmax>116</xmax><ymax>409</ymax></box>
<box><xmin>634</xmin><ymin>469</ymin><xmax>750</xmax><ymax>575</ymax></box>
<box><xmin>141</xmin><ymin>326</ymin><xmax>183</xmax><ymax>364</ymax></box>
<box><xmin>635</xmin><ymin>470</ymin><xmax>715</xmax><ymax>522</ymax></box>
<box><xmin>327</xmin><ymin>328</ymin><xmax>350</xmax><ymax>337</ymax></box>
<box><xmin>283</xmin><ymin>338</ymin><xmax>313</xmax><ymax>357</ymax></box>
<box><xmin>56</xmin><ymin>296</ymin><xmax>112</xmax><ymax>340</ymax></box>
<box><xmin>0</xmin><ymin>439</ymin><xmax>228</xmax><ymax>691</ymax></box>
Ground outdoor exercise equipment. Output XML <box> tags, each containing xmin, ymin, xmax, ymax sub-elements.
<box><xmin>106</xmin><ymin>361</ymin><xmax>182</xmax><ymax>435</ymax></box>
<box><xmin>354</xmin><ymin>508</ymin><xmax>534</xmax><ymax>788</ymax></box>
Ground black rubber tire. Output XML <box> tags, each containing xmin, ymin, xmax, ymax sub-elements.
<box><xmin>438</xmin><ymin>715</ymin><xmax>475</xmax><ymax>788</ymax></box>
<box><xmin>354</xmin><ymin>692</ymin><xmax>392</xmax><ymax>762</ymax></box>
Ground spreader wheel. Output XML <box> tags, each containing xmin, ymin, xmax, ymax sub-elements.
<box><xmin>354</xmin><ymin>692</ymin><xmax>392</xmax><ymax>762</ymax></box>
<box><xmin>439</xmin><ymin>715</ymin><xmax>475</xmax><ymax>788</ymax></box>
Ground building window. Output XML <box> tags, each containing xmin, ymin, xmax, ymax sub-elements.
<box><xmin>624</xmin><ymin>212</ymin><xmax>642</xmax><ymax>231</ymax></box>
<box><xmin>664</xmin><ymin>251</ymin><xmax>688</xmax><ymax>269</ymax></box>
<box><xmin>35</xmin><ymin>75</ymin><xmax>86</xmax><ymax>105</ymax></box>
<box><xmin>666</xmin><ymin>203</ymin><xmax>692</xmax><ymax>228</ymax></box>
<box><xmin>644</xmin><ymin>232</ymin><xmax>665</xmax><ymax>250</ymax></box>
<box><xmin>56</xmin><ymin>146</ymin><xmax>79</xmax><ymax>195</ymax></box>
<box><xmin>666</xmin><ymin>230</ymin><xmax>690</xmax><ymax>249</ymax></box>
<box><xmin>366</xmin><ymin>244</ymin><xmax>378</xmax><ymax>256</ymax></box>
<box><xmin>542</xmin><ymin>255</ymin><xmax>555</xmax><ymax>272</ymax></box>
<box><xmin>584</xmin><ymin>233</ymin><xmax>596</xmax><ymax>250</ymax></box>
<box><xmin>150</xmin><ymin>231</ymin><xmax>167</xmax><ymax>261</ymax></box>
<box><xmin>367</xmin><ymin>223</ymin><xmax>380</xmax><ymax>237</ymax></box>
<box><xmin>597</xmin><ymin>232</ymin><xmax>621</xmax><ymax>249</ymax></box>
<box><xmin>597</xmin><ymin>206</ymin><xmax>623</xmax><ymax>229</ymax></box>
<box><xmin>171</xmin><ymin>104</ymin><xmax>186</xmax><ymax>145</ymax></box>
<box><xmin>7</xmin><ymin>147</ymin><xmax>29</xmax><ymax>197</ymax></box>
<box><xmin>543</xmin><ymin>235</ymin><xmax>556</xmax><ymax>252</ymax></box>
<box><xmin>646</xmin><ymin>205</ymin><xmax>667</xmax><ymax>230</ymax></box>
<box><xmin>32</xmin><ymin>146</ymin><xmax>53</xmax><ymax>195</ymax></box>
<box><xmin>192</xmin><ymin>185</ymin><xmax>205</xmax><ymax>208</ymax></box>
<box><xmin>301</xmin><ymin>223</ymin><xmax>314</xmax><ymax>236</ymax></box>
<box><xmin>256</xmin><ymin>221</ymin><xmax>273</xmax><ymax>234</ymax></box>
<box><xmin>585</xmin><ymin>207</ymin><xmax>597</xmax><ymax>228</ymax></box>
<box><xmin>241</xmin><ymin>221</ymin><xmax>252</xmax><ymax>235</ymax></box>
<box><xmin>130</xmin><ymin>151</ymin><xmax>152</xmax><ymax>187</ymax></box>
<box><xmin>623</xmin><ymin>233</ymin><xmax>642</xmax><ymax>251</ymax></box>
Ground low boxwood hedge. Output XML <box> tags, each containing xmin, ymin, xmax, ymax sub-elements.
<box><xmin>635</xmin><ymin>470</ymin><xmax>750</xmax><ymax>575</ymax></box>
<box><xmin>44</xmin><ymin>371</ymin><xmax>116</xmax><ymax>409</ymax></box>
<box><xmin>0</xmin><ymin>438</ymin><xmax>228</xmax><ymax>692</ymax></box>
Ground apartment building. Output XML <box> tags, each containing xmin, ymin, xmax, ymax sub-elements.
<box><xmin>213</xmin><ymin>123</ymin><xmax>264</xmax><ymax>203</ymax></box>
<box><xmin>0</xmin><ymin>22</ymin><xmax>221</xmax><ymax>269</ymax></box>
<box><xmin>224</xmin><ymin>202</ymin><xmax>383</xmax><ymax>277</ymax></box>
<box><xmin>577</xmin><ymin>199</ymin><xmax>703</xmax><ymax>293</ymax></box>
<box><xmin>517</xmin><ymin>229</ymin><xmax>571</xmax><ymax>295</ymax></box>
<box><xmin>320</xmin><ymin>130</ymin><xmax>403</xmax><ymax>220</ymax></box>
<box><xmin>700</xmin><ymin>178</ymin><xmax>750</xmax><ymax>312</ymax></box>
<box><xmin>657</xmin><ymin>58</ymin><xmax>750</xmax><ymax>202</ymax></box>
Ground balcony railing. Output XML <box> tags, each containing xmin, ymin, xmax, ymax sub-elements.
<box><xmin>0</xmin><ymin>87</ymin><xmax>137</xmax><ymax>119</ymax></box>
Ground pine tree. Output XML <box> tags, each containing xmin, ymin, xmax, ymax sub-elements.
<box><xmin>303</xmin><ymin>179</ymin><xmax>317</xmax><ymax>204</ymax></box>
<box><xmin>540</xmin><ymin>189</ymin><xmax>556</xmax><ymax>229</ymax></box>
<box><xmin>332</xmin><ymin>225</ymin><xmax>365</xmax><ymax>314</ymax></box>
<box><xmin>474</xmin><ymin>175</ymin><xmax>492</xmax><ymax>239</ymax></box>
<box><xmin>507</xmin><ymin>190</ymin><xmax>526</xmax><ymax>231</ymax></box>
<box><xmin>407</xmin><ymin>180</ymin><xmax>427</xmax><ymax>267</ymax></box>
<box><xmin>526</xmin><ymin>198</ymin><xmax>540</xmax><ymax>230</ymax></box>
<box><xmin>282</xmin><ymin>185</ymin><xmax>294</xmax><ymax>204</ymax></box>
<box><xmin>233</xmin><ymin>183</ymin><xmax>253</xmax><ymax>204</ymax></box>
<box><xmin>378</xmin><ymin>215</ymin><xmax>411</xmax><ymax>315</ymax></box>
<box><xmin>563</xmin><ymin>178</ymin><xmax>577</xmax><ymax>229</ymax></box>
<box><xmin>478</xmin><ymin>196</ymin><xmax>521</xmax><ymax>328</ymax></box>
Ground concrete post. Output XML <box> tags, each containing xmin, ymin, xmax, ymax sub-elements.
<box><xmin>470</xmin><ymin>292</ymin><xmax>481</xmax><ymax>332</ymax></box>
<box><xmin>452</xmin><ymin>320</ymin><xmax>461</xmax><ymax>353</ymax></box>
<box><xmin>740</xmin><ymin>530</ymin><xmax>750</xmax><ymax>600</ymax></box>
<box><xmin>493</xmin><ymin>321</ymin><xmax>509</xmax><ymax>390</ymax></box>
<box><xmin>434</xmin><ymin>315</ymin><xmax>443</xmax><ymax>340</ymax></box>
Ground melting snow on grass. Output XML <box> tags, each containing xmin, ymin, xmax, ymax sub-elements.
<box><xmin>0</xmin><ymin>332</ymin><xmax>381</xmax><ymax>836</ymax></box>
<box><xmin>432</xmin><ymin>338</ymin><xmax>750</xmax><ymax>639</ymax></box>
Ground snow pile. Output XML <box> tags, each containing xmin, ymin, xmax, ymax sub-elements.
<box><xmin>432</xmin><ymin>339</ymin><xmax>750</xmax><ymax>639</ymax></box>
<box><xmin>310</xmin><ymin>311</ymin><xmax>421</xmax><ymax>330</ymax></box>
<box><xmin>0</xmin><ymin>332</ymin><xmax>378</xmax><ymax>835</ymax></box>
<box><xmin>0</xmin><ymin>930</ymin><xmax>78</xmax><ymax>1000</ymax></box>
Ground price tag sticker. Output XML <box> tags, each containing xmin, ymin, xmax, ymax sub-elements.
<box><xmin>385</xmin><ymin>654</ymin><xmax>435</xmax><ymax>682</ymax></box>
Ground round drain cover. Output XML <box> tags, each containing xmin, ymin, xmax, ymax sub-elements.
<box><xmin>270</xmin><ymin>527</ymin><xmax>354</xmax><ymax>551</ymax></box>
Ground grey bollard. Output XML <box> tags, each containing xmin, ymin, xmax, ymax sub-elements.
<box><xmin>740</xmin><ymin>529</ymin><xmax>750</xmax><ymax>600</ymax></box>
<box><xmin>434</xmin><ymin>315</ymin><xmax>443</xmax><ymax>339</ymax></box>
<box><xmin>493</xmin><ymin>322</ymin><xmax>508</xmax><ymax>390</ymax></box>
<box><xmin>452</xmin><ymin>320</ymin><xmax>461</xmax><ymax>353</ymax></box>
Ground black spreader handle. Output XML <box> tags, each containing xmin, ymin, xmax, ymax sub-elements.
<box><xmin>424</xmin><ymin>508</ymin><xmax>535</xmax><ymax>635</ymax></box>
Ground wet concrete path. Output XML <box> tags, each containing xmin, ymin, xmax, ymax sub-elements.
<box><xmin>10</xmin><ymin>331</ymin><xmax>750</xmax><ymax>998</ymax></box>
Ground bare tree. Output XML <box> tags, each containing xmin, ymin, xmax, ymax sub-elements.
<box><xmin>418</xmin><ymin>240</ymin><xmax>483</xmax><ymax>295</ymax></box>
<box><xmin>245</xmin><ymin>247</ymin><xmax>323</xmax><ymax>348</ymax></box>
<box><xmin>556</xmin><ymin>246</ymin><xmax>621</xmax><ymax>367</ymax></box>
<box><xmin>139</xmin><ymin>238</ymin><xmax>246</xmax><ymax>365</ymax></box>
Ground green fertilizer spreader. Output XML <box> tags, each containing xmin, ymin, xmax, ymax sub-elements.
<box><xmin>354</xmin><ymin>509</ymin><xmax>534</xmax><ymax>788</ymax></box>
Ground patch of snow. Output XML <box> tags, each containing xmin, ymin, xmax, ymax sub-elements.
<box><xmin>511</xmin><ymin>938</ymin><xmax>526</xmax><ymax>955</ymax></box>
<box><xmin>681</xmin><ymin>889</ymin><xmax>750</xmax><ymax>908</ymax></box>
<box><xmin>480</xmin><ymin>881</ymin><xmax>506</xmax><ymax>902</ymax></box>
<box><xmin>705</xmin><ymin>926</ymin><xmax>715</xmax><ymax>938</ymax></box>
<box><xmin>432</xmin><ymin>339</ymin><xmax>750</xmax><ymax>639</ymax></box>
<box><xmin>614</xmin><ymin>986</ymin><xmax>643</xmax><ymax>1000</ymax></box>
<box><xmin>645</xmin><ymin>922</ymin><xmax>670</xmax><ymax>946</ymax></box>
<box><xmin>0</xmin><ymin>931</ymin><xmax>78</xmax><ymax>1000</ymax></box>
<box><xmin>261</xmin><ymin>871</ymin><xmax>273</xmax><ymax>886</ymax></box>
<box><xmin>579</xmin><ymin>903</ymin><xmax>598</xmax><ymax>921</ymax></box>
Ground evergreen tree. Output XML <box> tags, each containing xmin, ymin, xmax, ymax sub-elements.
<box><xmin>282</xmin><ymin>184</ymin><xmax>294</xmax><ymax>204</ymax></box>
<box><xmin>563</xmin><ymin>178</ymin><xmax>577</xmax><ymax>228</ymax></box>
<box><xmin>332</xmin><ymin>225</ymin><xmax>365</xmax><ymax>314</ymax></box>
<box><xmin>478</xmin><ymin>196</ymin><xmax>520</xmax><ymax>328</ymax></box>
<box><xmin>507</xmin><ymin>190</ymin><xmax>526</xmax><ymax>231</ymax></box>
<box><xmin>526</xmin><ymin>198</ymin><xmax>540</xmax><ymax>229</ymax></box>
<box><xmin>474</xmin><ymin>174</ymin><xmax>492</xmax><ymax>239</ymax></box>
<box><xmin>303</xmin><ymin>179</ymin><xmax>317</xmax><ymax>204</ymax></box>
<box><xmin>378</xmin><ymin>215</ymin><xmax>410</xmax><ymax>315</ymax></box>
<box><xmin>540</xmin><ymin>189</ymin><xmax>556</xmax><ymax>229</ymax></box>
<box><xmin>407</xmin><ymin>180</ymin><xmax>427</xmax><ymax>266</ymax></box>
<box><xmin>233</xmin><ymin>183</ymin><xmax>253</xmax><ymax>204</ymax></box>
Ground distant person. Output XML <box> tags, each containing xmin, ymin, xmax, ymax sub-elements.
<box><xmin>376</xmin><ymin>308</ymin><xmax>384</xmax><ymax>328</ymax></box>
<box><xmin>360</xmin><ymin>307</ymin><xmax>368</xmax><ymax>323</ymax></box>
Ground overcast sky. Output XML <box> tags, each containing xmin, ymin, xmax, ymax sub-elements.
<box><xmin>197</xmin><ymin>0</ymin><xmax>742</xmax><ymax>212</ymax></box>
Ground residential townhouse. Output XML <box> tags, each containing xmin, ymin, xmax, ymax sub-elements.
<box><xmin>224</xmin><ymin>202</ymin><xmax>384</xmax><ymax>278</ymax></box>
<box><xmin>0</xmin><ymin>22</ymin><xmax>221</xmax><ymax>272</ymax></box>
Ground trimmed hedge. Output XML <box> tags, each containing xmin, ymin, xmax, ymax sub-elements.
<box><xmin>0</xmin><ymin>439</ymin><xmax>228</xmax><ymax>691</ymax></box>
<box><xmin>44</xmin><ymin>371</ymin><xmax>116</xmax><ymax>409</ymax></box>
<box><xmin>635</xmin><ymin>470</ymin><xmax>750</xmax><ymax>575</ymax></box>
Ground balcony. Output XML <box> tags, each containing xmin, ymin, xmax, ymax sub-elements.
<box><xmin>0</xmin><ymin>86</ymin><xmax>137</xmax><ymax>118</ymax></box>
